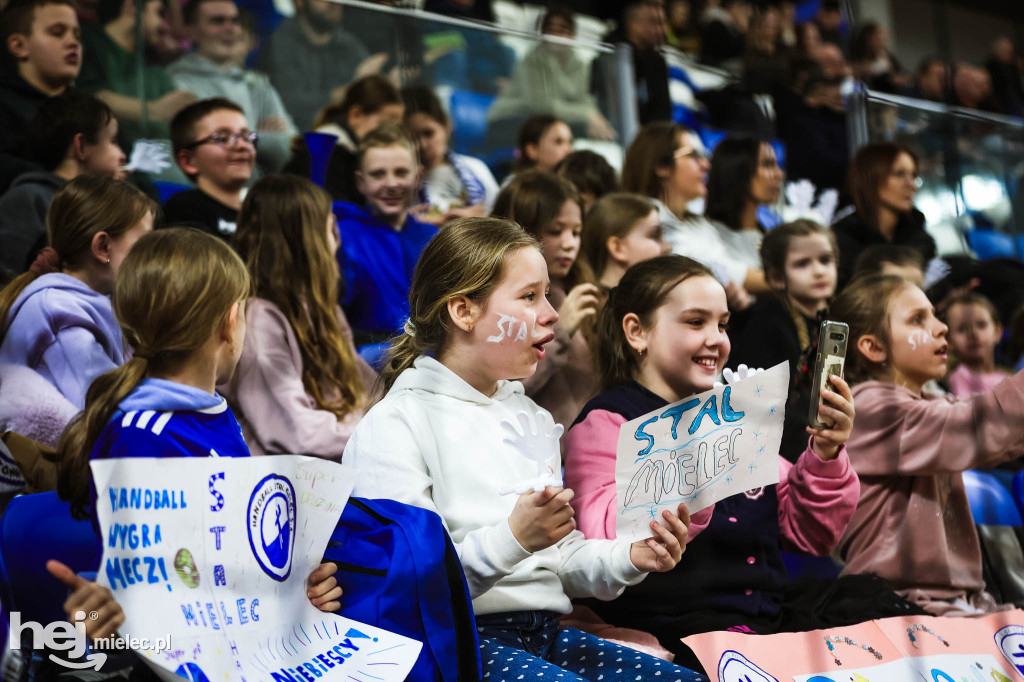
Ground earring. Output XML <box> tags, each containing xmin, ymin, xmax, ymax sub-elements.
<box><xmin>467</xmin><ymin>324</ymin><xmax>474</xmax><ymax>333</ymax></box>
<box><xmin>637</xmin><ymin>346</ymin><xmax>646</xmax><ymax>355</ymax></box>
<box><xmin>106</xmin><ymin>258</ymin><xmax>111</xmax><ymax>264</ymax></box>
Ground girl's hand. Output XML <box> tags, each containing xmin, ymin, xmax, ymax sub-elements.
<box><xmin>628</xmin><ymin>503</ymin><xmax>690</xmax><ymax>573</ymax></box>
<box><xmin>807</xmin><ymin>374</ymin><xmax>856</xmax><ymax>461</ymax></box>
<box><xmin>307</xmin><ymin>562</ymin><xmax>343</xmax><ymax>612</ymax></box>
<box><xmin>559</xmin><ymin>283</ymin><xmax>601</xmax><ymax>337</ymax></box>
<box><xmin>47</xmin><ymin>560</ymin><xmax>124</xmax><ymax>641</ymax></box>
<box><xmin>509</xmin><ymin>486</ymin><xmax>576</xmax><ymax>552</ymax></box>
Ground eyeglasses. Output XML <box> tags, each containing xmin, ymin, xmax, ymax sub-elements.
<box><xmin>185</xmin><ymin>130</ymin><xmax>259</xmax><ymax>150</ymax></box>
<box><xmin>674</xmin><ymin>145</ymin><xmax>706</xmax><ymax>162</ymax></box>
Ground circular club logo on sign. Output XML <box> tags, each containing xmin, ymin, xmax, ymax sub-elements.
<box><xmin>247</xmin><ymin>474</ymin><xmax>297</xmax><ymax>581</ymax></box>
<box><xmin>994</xmin><ymin>624</ymin><xmax>1024</xmax><ymax>675</ymax></box>
<box><xmin>718</xmin><ymin>650</ymin><xmax>779</xmax><ymax>682</ymax></box>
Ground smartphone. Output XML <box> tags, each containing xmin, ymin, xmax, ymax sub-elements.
<box><xmin>807</xmin><ymin>321</ymin><xmax>849</xmax><ymax>430</ymax></box>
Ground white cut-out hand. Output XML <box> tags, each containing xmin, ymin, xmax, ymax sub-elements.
<box><xmin>498</xmin><ymin>410</ymin><xmax>564</xmax><ymax>495</ymax></box>
<box><xmin>714</xmin><ymin>364</ymin><xmax>765</xmax><ymax>389</ymax></box>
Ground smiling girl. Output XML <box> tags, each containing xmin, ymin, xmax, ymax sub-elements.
<box><xmin>344</xmin><ymin>217</ymin><xmax>705</xmax><ymax>681</ymax></box>
<box><xmin>335</xmin><ymin>122</ymin><xmax>437</xmax><ymax>347</ymax></box>
<box><xmin>833</xmin><ymin>275</ymin><xmax>1024</xmax><ymax>616</ymax></box>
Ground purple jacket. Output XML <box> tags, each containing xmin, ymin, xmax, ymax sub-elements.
<box><xmin>0</xmin><ymin>273</ymin><xmax>123</xmax><ymax>409</ymax></box>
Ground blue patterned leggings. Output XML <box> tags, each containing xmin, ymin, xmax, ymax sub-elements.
<box><xmin>476</xmin><ymin>610</ymin><xmax>708</xmax><ymax>681</ymax></box>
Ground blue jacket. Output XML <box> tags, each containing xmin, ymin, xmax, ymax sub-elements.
<box><xmin>335</xmin><ymin>202</ymin><xmax>436</xmax><ymax>343</ymax></box>
<box><xmin>0</xmin><ymin>273</ymin><xmax>123</xmax><ymax>409</ymax></box>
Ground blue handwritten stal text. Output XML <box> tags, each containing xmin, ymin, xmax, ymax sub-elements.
<box><xmin>634</xmin><ymin>387</ymin><xmax>745</xmax><ymax>458</ymax></box>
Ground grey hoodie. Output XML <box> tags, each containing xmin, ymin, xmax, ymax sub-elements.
<box><xmin>0</xmin><ymin>171</ymin><xmax>66</xmax><ymax>276</ymax></box>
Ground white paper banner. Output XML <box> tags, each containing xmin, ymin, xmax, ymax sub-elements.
<box><xmin>615</xmin><ymin>363</ymin><xmax>788</xmax><ymax>542</ymax></box>
<box><xmin>793</xmin><ymin>653</ymin><xmax>1013</xmax><ymax>682</ymax></box>
<box><xmin>91</xmin><ymin>456</ymin><xmax>422</xmax><ymax>682</ymax></box>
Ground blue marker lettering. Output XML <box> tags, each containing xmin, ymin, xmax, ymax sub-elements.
<box><xmin>659</xmin><ymin>398</ymin><xmax>700</xmax><ymax>439</ymax></box>
<box><xmin>722</xmin><ymin>386</ymin><xmax>744</xmax><ymax>421</ymax></box>
<box><xmin>688</xmin><ymin>395</ymin><xmax>721</xmax><ymax>435</ymax></box>
<box><xmin>633</xmin><ymin>416</ymin><xmax>658</xmax><ymax>457</ymax></box>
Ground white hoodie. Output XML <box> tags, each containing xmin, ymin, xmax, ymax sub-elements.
<box><xmin>344</xmin><ymin>355</ymin><xmax>646</xmax><ymax>616</ymax></box>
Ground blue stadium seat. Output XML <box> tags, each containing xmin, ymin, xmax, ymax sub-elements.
<box><xmin>358</xmin><ymin>342</ymin><xmax>391</xmax><ymax>373</ymax></box>
<box><xmin>153</xmin><ymin>181</ymin><xmax>191</xmax><ymax>204</ymax></box>
<box><xmin>0</xmin><ymin>493</ymin><xmax>100</xmax><ymax>625</ymax></box>
<box><xmin>965</xmin><ymin>229</ymin><xmax>1018</xmax><ymax>260</ymax></box>
<box><xmin>963</xmin><ymin>469</ymin><xmax>1023</xmax><ymax>525</ymax></box>
<box><xmin>449</xmin><ymin>90</ymin><xmax>495</xmax><ymax>156</ymax></box>
<box><xmin>696</xmin><ymin>127</ymin><xmax>728</xmax><ymax>154</ymax></box>
<box><xmin>1014</xmin><ymin>470</ymin><xmax>1024</xmax><ymax>520</ymax></box>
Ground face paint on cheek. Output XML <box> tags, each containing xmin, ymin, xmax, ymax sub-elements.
<box><xmin>487</xmin><ymin>313</ymin><xmax>529</xmax><ymax>343</ymax></box>
<box><xmin>907</xmin><ymin>329</ymin><xmax>934</xmax><ymax>351</ymax></box>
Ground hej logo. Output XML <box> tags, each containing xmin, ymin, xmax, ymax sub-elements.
<box><xmin>7</xmin><ymin>610</ymin><xmax>107</xmax><ymax>670</ymax></box>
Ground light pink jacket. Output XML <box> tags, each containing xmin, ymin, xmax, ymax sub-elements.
<box><xmin>840</xmin><ymin>374</ymin><xmax>1024</xmax><ymax>615</ymax></box>
<box><xmin>220</xmin><ymin>298</ymin><xmax>377</xmax><ymax>460</ymax></box>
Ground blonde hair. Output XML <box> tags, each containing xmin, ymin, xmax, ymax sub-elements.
<box><xmin>0</xmin><ymin>176</ymin><xmax>156</xmax><ymax>338</ymax></box>
<box><xmin>581</xmin><ymin>193</ymin><xmax>658</xmax><ymax>280</ymax></box>
<box><xmin>356</xmin><ymin>121</ymin><xmax>418</xmax><ymax>168</ymax></box>
<box><xmin>234</xmin><ymin>176</ymin><xmax>365</xmax><ymax>419</ymax></box>
<box><xmin>829</xmin><ymin>273</ymin><xmax>913</xmax><ymax>384</ymax></box>
<box><xmin>58</xmin><ymin>228</ymin><xmax>250</xmax><ymax>518</ymax></box>
<box><xmin>377</xmin><ymin>217</ymin><xmax>538</xmax><ymax>395</ymax></box>
<box><xmin>759</xmin><ymin>219</ymin><xmax>839</xmax><ymax>353</ymax></box>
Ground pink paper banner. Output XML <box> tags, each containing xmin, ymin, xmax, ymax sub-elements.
<box><xmin>683</xmin><ymin>609</ymin><xmax>1024</xmax><ymax>681</ymax></box>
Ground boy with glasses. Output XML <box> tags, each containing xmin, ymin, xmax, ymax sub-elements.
<box><xmin>163</xmin><ymin>98</ymin><xmax>255</xmax><ymax>239</ymax></box>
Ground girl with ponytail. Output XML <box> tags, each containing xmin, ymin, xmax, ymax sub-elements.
<box><xmin>347</xmin><ymin>217</ymin><xmax>703</xmax><ymax>682</ymax></box>
<box><xmin>52</xmin><ymin>228</ymin><xmax>341</xmax><ymax>645</ymax></box>
<box><xmin>0</xmin><ymin>176</ymin><xmax>156</xmax><ymax>408</ymax></box>
<box><xmin>727</xmin><ymin>219</ymin><xmax>840</xmax><ymax>462</ymax></box>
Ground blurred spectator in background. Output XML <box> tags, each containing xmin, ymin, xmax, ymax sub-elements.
<box><xmin>795</xmin><ymin>20</ymin><xmax>821</xmax><ymax>61</ymax></box>
<box><xmin>953</xmin><ymin>63</ymin><xmax>998</xmax><ymax>112</ymax></box>
<box><xmin>421</xmin><ymin>0</ymin><xmax>516</xmax><ymax>95</ymax></box>
<box><xmin>489</xmin><ymin>5</ymin><xmax>615</xmax><ymax>142</ymax></box>
<box><xmin>778</xmin><ymin>68</ymin><xmax>848</xmax><ymax>194</ymax></box>
<box><xmin>343</xmin><ymin>0</ymin><xmax>424</xmax><ymax>81</ymax></box>
<box><xmin>592</xmin><ymin>0</ymin><xmax>671</xmax><ymax>127</ymax></box>
<box><xmin>700</xmin><ymin>0</ymin><xmax>749</xmax><ymax>71</ymax></box>
<box><xmin>169</xmin><ymin>0</ymin><xmax>296</xmax><ymax>172</ymax></box>
<box><xmin>261</xmin><ymin>0</ymin><xmax>381</xmax><ymax>132</ymax></box>
<box><xmin>664</xmin><ymin>0</ymin><xmax>700</xmax><ymax>55</ymax></box>
<box><xmin>743</xmin><ymin>5</ymin><xmax>791</xmax><ymax>98</ymax></box>
<box><xmin>851</xmin><ymin>20</ymin><xmax>910</xmax><ymax>93</ymax></box>
<box><xmin>556</xmin><ymin>149</ymin><xmax>618</xmax><ymax>215</ymax></box>
<box><xmin>907</xmin><ymin>56</ymin><xmax>948</xmax><ymax>103</ymax></box>
<box><xmin>814</xmin><ymin>0</ymin><xmax>846</xmax><ymax>56</ymax></box>
<box><xmin>778</xmin><ymin>1</ymin><xmax>797</xmax><ymax>49</ymax></box>
<box><xmin>986</xmin><ymin>37</ymin><xmax>1024</xmax><ymax>116</ymax></box>
<box><xmin>78</xmin><ymin>0</ymin><xmax>196</xmax><ymax>150</ymax></box>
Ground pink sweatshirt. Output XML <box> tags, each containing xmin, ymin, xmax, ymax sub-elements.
<box><xmin>564</xmin><ymin>407</ymin><xmax>858</xmax><ymax>553</ymax></box>
<box><xmin>947</xmin><ymin>364</ymin><xmax>1008</xmax><ymax>398</ymax></box>
<box><xmin>839</xmin><ymin>373</ymin><xmax>1024</xmax><ymax>616</ymax></box>
<box><xmin>220</xmin><ymin>298</ymin><xmax>377</xmax><ymax>459</ymax></box>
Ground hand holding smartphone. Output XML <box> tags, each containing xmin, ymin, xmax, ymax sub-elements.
<box><xmin>808</xmin><ymin>321</ymin><xmax>849</xmax><ymax>430</ymax></box>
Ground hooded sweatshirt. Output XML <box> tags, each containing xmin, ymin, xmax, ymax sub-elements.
<box><xmin>0</xmin><ymin>68</ymin><xmax>50</xmax><ymax>192</ymax></box>
<box><xmin>0</xmin><ymin>171</ymin><xmax>67</xmax><ymax>274</ymax></box>
<box><xmin>839</xmin><ymin>375</ymin><xmax>1024</xmax><ymax>616</ymax></box>
<box><xmin>0</xmin><ymin>273</ymin><xmax>123</xmax><ymax>408</ymax></box>
<box><xmin>91</xmin><ymin>378</ymin><xmax>250</xmax><ymax>462</ymax></box>
<box><xmin>343</xmin><ymin>355</ymin><xmax>646</xmax><ymax>616</ymax></box>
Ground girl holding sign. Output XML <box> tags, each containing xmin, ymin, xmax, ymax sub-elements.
<box><xmin>343</xmin><ymin>218</ymin><xmax>707</xmax><ymax>681</ymax></box>
<box><xmin>52</xmin><ymin>229</ymin><xmax>342</xmax><ymax>644</ymax></box>
<box><xmin>832</xmin><ymin>274</ymin><xmax>1024</xmax><ymax>616</ymax></box>
<box><xmin>563</xmin><ymin>255</ymin><xmax>882</xmax><ymax>665</ymax></box>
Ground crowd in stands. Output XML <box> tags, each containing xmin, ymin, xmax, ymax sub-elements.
<box><xmin>2</xmin><ymin>0</ymin><xmax>1024</xmax><ymax>680</ymax></box>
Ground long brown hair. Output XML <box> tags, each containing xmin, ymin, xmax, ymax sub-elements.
<box><xmin>0</xmin><ymin>176</ymin><xmax>156</xmax><ymax>341</ymax></box>
<box><xmin>58</xmin><ymin>228</ymin><xmax>250</xmax><ymax>518</ymax></box>
<box><xmin>620</xmin><ymin>121</ymin><xmax>688</xmax><ymax>201</ymax></box>
<box><xmin>829</xmin><ymin>273</ymin><xmax>912</xmax><ymax>384</ymax></box>
<box><xmin>580</xmin><ymin>192</ymin><xmax>658</xmax><ymax>280</ymax></box>
<box><xmin>377</xmin><ymin>217</ymin><xmax>538</xmax><ymax>395</ymax></box>
<box><xmin>492</xmin><ymin>169</ymin><xmax>594</xmax><ymax>291</ymax></box>
<box><xmin>760</xmin><ymin>219</ymin><xmax>839</xmax><ymax>353</ymax></box>
<box><xmin>847</xmin><ymin>142</ymin><xmax>918</xmax><ymax>229</ymax></box>
<box><xmin>234</xmin><ymin>175</ymin><xmax>366</xmax><ymax>418</ymax></box>
<box><xmin>597</xmin><ymin>255</ymin><xmax>715</xmax><ymax>391</ymax></box>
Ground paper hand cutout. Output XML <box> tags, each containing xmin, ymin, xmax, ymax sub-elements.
<box><xmin>923</xmin><ymin>258</ymin><xmax>951</xmax><ymax>290</ymax></box>
<box><xmin>498</xmin><ymin>410</ymin><xmax>564</xmax><ymax>495</ymax></box>
<box><xmin>714</xmin><ymin>364</ymin><xmax>764</xmax><ymax>389</ymax></box>
<box><xmin>124</xmin><ymin>140</ymin><xmax>172</xmax><ymax>174</ymax></box>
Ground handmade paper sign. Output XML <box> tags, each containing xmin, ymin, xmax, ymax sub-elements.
<box><xmin>683</xmin><ymin>610</ymin><xmax>1024</xmax><ymax>682</ymax></box>
<box><xmin>91</xmin><ymin>456</ymin><xmax>422</xmax><ymax>682</ymax></box>
<box><xmin>615</xmin><ymin>362</ymin><xmax>787</xmax><ymax>541</ymax></box>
